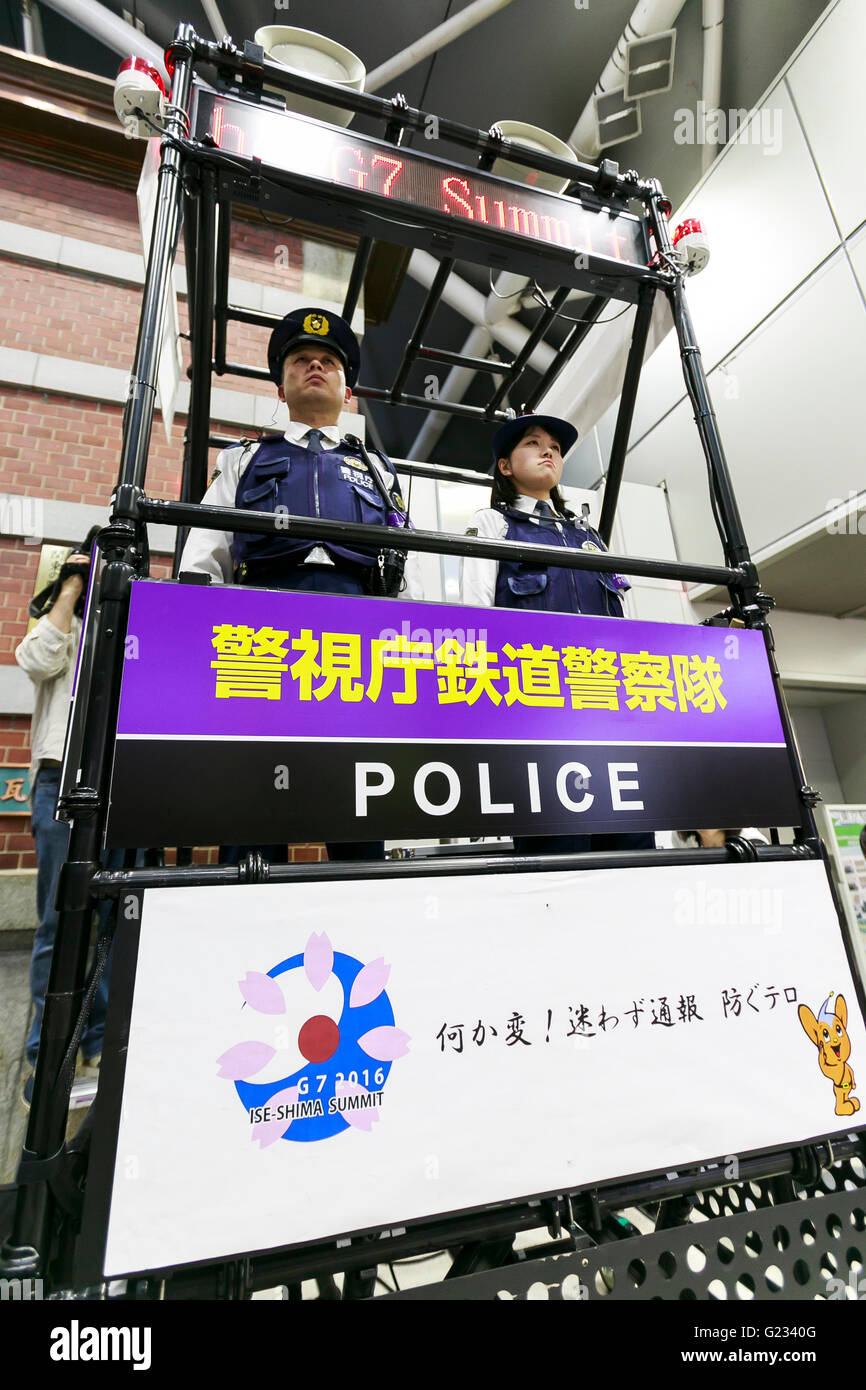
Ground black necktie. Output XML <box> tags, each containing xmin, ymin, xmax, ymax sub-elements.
<box><xmin>305</xmin><ymin>428</ymin><xmax>325</xmax><ymax>454</ymax></box>
<box><xmin>535</xmin><ymin>499</ymin><xmax>557</xmax><ymax>526</ymax></box>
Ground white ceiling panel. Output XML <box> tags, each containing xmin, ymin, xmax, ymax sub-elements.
<box><xmin>574</xmin><ymin>80</ymin><xmax>845</xmax><ymax>467</ymax></box>
<box><xmin>562</xmin><ymin>426</ymin><xmax>605</xmax><ymax>489</ymax></box>
<box><xmin>785</xmin><ymin>0</ymin><xmax>866</xmax><ymax>240</ymax></box>
<box><xmin>846</xmin><ymin>222</ymin><xmax>866</xmax><ymax>301</ymax></box>
<box><xmin>666</xmin><ymin>81</ymin><xmax>841</xmax><ymax>380</ymax></box>
<box><xmin>623</xmin><ymin>248</ymin><xmax>866</xmax><ymax>568</ymax></box>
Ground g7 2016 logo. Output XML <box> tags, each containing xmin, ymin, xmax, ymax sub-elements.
<box><xmin>217</xmin><ymin>933</ymin><xmax>409</xmax><ymax>1145</ymax></box>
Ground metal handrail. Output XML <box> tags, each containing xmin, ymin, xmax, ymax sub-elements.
<box><xmin>141</xmin><ymin>496</ymin><xmax>743</xmax><ymax>587</ymax></box>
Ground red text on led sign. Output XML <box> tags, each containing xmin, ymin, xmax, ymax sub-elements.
<box><xmin>206</xmin><ymin>99</ymin><xmax>642</xmax><ymax>265</ymax></box>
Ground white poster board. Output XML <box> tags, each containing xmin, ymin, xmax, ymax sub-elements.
<box><xmin>101</xmin><ymin>860</ymin><xmax>865</xmax><ymax>1276</ymax></box>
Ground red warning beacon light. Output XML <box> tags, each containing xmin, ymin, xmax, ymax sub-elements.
<box><xmin>672</xmin><ymin>218</ymin><xmax>710</xmax><ymax>275</ymax></box>
<box><xmin>114</xmin><ymin>56</ymin><xmax>168</xmax><ymax>140</ymax></box>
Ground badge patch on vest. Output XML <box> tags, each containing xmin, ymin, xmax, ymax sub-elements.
<box><xmin>342</xmin><ymin>457</ymin><xmax>367</xmax><ymax>469</ymax></box>
<box><xmin>340</xmin><ymin>464</ymin><xmax>374</xmax><ymax>489</ymax></box>
<box><xmin>465</xmin><ymin>527</ymin><xmax>478</xmax><ymax>536</ymax></box>
<box><xmin>581</xmin><ymin>540</ymin><xmax>601</xmax><ymax>552</ymax></box>
<box><xmin>303</xmin><ymin>312</ymin><xmax>329</xmax><ymax>336</ymax></box>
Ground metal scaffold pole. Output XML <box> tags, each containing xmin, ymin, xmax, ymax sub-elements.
<box><xmin>0</xmin><ymin>26</ymin><xmax>196</xmax><ymax>1284</ymax></box>
<box><xmin>647</xmin><ymin>184</ymin><xmax>821</xmax><ymax>850</ymax></box>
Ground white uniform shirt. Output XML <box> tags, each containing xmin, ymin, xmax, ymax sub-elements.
<box><xmin>460</xmin><ymin>495</ymin><xmax>573</xmax><ymax>608</ymax></box>
<box><xmin>178</xmin><ymin>420</ymin><xmax>424</xmax><ymax>598</ymax></box>
<box><xmin>15</xmin><ymin>614</ymin><xmax>82</xmax><ymax>780</ymax></box>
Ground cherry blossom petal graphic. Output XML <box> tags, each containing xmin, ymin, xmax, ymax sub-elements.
<box><xmin>243</xmin><ymin>970</ymin><xmax>344</xmax><ymax>1087</ymax></box>
<box><xmin>349</xmin><ymin>957</ymin><xmax>391</xmax><ymax>1009</ymax></box>
<box><xmin>251</xmin><ymin>1086</ymin><xmax>300</xmax><ymax>1149</ymax></box>
<box><xmin>216</xmin><ymin>1041</ymin><xmax>275</xmax><ymax>1079</ymax></box>
<box><xmin>304</xmin><ymin>932</ymin><xmax>333</xmax><ymax>991</ymax></box>
<box><xmin>335</xmin><ymin>1080</ymin><xmax>381</xmax><ymax>1132</ymax></box>
<box><xmin>238</xmin><ymin>971</ymin><xmax>286</xmax><ymax>1015</ymax></box>
<box><xmin>357</xmin><ymin>1025</ymin><xmax>411</xmax><ymax>1061</ymax></box>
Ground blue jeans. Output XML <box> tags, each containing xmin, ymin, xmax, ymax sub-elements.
<box><xmin>26</xmin><ymin>768</ymin><xmax>116</xmax><ymax>1068</ymax></box>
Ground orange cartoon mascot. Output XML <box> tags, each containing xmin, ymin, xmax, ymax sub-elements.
<box><xmin>798</xmin><ymin>992</ymin><xmax>859</xmax><ymax>1117</ymax></box>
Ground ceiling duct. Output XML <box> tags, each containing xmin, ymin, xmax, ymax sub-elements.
<box><xmin>37</xmin><ymin>0</ymin><xmax>169</xmax><ymax>81</ymax></box>
<box><xmin>201</xmin><ymin>0</ymin><xmax>229</xmax><ymax>43</ymax></box>
<box><xmin>570</xmin><ymin>0</ymin><xmax>689</xmax><ymax>159</ymax></box>
<box><xmin>406</xmin><ymin>253</ymin><xmax>554</xmax><ymax>375</ymax></box>
<box><xmin>366</xmin><ymin>0</ymin><xmax>516</xmax><ymax>93</ymax></box>
<box><xmin>407</xmin><ymin>325</ymin><xmax>494</xmax><ymax>462</ymax></box>
<box><xmin>21</xmin><ymin>0</ymin><xmax>45</xmax><ymax>56</ymax></box>
<box><xmin>594</xmin><ymin>87</ymin><xmax>642</xmax><ymax>150</ymax></box>
<box><xmin>623</xmin><ymin>30</ymin><xmax>677</xmax><ymax>100</ymax></box>
<box><xmin>701</xmin><ymin>0</ymin><xmax>725</xmax><ymax>171</ymax></box>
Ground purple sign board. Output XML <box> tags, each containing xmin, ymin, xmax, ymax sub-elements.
<box><xmin>105</xmin><ymin>580</ymin><xmax>801</xmax><ymax>847</ymax></box>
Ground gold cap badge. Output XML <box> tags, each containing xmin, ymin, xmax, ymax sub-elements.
<box><xmin>303</xmin><ymin>312</ymin><xmax>329</xmax><ymax>336</ymax></box>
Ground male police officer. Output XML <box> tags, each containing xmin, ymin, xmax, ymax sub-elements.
<box><xmin>180</xmin><ymin>307</ymin><xmax>420</xmax><ymax>865</ymax></box>
<box><xmin>180</xmin><ymin>307</ymin><xmax>419</xmax><ymax>598</ymax></box>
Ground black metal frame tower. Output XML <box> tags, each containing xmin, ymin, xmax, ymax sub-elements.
<box><xmin>2</xmin><ymin>23</ymin><xmax>863</xmax><ymax>1301</ymax></box>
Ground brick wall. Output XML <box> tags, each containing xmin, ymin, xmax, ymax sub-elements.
<box><xmin>1</xmin><ymin>538</ymin><xmax>40</xmax><ymax>658</ymax></box>
<box><xmin>0</xmin><ymin>259</ymin><xmax>143</xmax><ymax>367</ymax></box>
<box><xmin>0</xmin><ymin>256</ymin><xmax>302</xmax><ymax>389</ymax></box>
<box><xmin>0</xmin><ymin>154</ymin><xmax>343</xmax><ymax>865</ymax></box>
<box><xmin>0</xmin><ymin>157</ymin><xmax>308</xmax><ymax>278</ymax></box>
<box><xmin>229</xmin><ymin>219</ymin><xmax>304</xmax><ymax>289</ymax></box>
<box><xmin>0</xmin><ymin>383</ymin><xmax>358</xmax><ymax>526</ymax></box>
<box><xmin>0</xmin><ymin>157</ymin><xmax>141</xmax><ymax>252</ymax></box>
<box><xmin>0</xmin><ymin>388</ymin><xmax>185</xmax><ymax>508</ymax></box>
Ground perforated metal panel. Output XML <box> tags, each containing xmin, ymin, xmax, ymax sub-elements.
<box><xmin>692</xmin><ymin>1154</ymin><xmax>866</xmax><ymax>1220</ymax></box>
<box><xmin>386</xmin><ymin>1160</ymin><xmax>866</xmax><ymax>1300</ymax></box>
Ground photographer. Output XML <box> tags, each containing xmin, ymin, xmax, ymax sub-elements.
<box><xmin>15</xmin><ymin>540</ymin><xmax>104</xmax><ymax>1105</ymax></box>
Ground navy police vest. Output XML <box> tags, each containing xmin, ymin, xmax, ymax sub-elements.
<box><xmin>231</xmin><ymin>434</ymin><xmax>391</xmax><ymax>575</ymax></box>
<box><xmin>494</xmin><ymin>506</ymin><xmax>628</xmax><ymax>617</ymax></box>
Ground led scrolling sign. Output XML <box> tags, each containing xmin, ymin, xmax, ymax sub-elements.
<box><xmin>194</xmin><ymin>89</ymin><xmax>650</xmax><ymax>269</ymax></box>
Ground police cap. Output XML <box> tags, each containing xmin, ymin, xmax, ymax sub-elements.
<box><xmin>267</xmin><ymin>307</ymin><xmax>361</xmax><ymax>388</ymax></box>
<box><xmin>491</xmin><ymin>413</ymin><xmax>578</xmax><ymax>469</ymax></box>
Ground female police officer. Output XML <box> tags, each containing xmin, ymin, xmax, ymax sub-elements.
<box><xmin>461</xmin><ymin>413</ymin><xmax>653</xmax><ymax>856</ymax></box>
<box><xmin>461</xmin><ymin>413</ymin><xmax>626</xmax><ymax>615</ymax></box>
